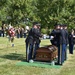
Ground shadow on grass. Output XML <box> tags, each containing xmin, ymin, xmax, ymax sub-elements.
<box><xmin>0</xmin><ymin>53</ymin><xmax>26</xmax><ymax>61</ymax></box>
<box><xmin>0</xmin><ymin>45</ymin><xmax>75</xmax><ymax>63</ymax></box>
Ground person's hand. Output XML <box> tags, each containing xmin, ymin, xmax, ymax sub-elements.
<box><xmin>50</xmin><ymin>36</ymin><xmax>54</xmax><ymax>39</ymax></box>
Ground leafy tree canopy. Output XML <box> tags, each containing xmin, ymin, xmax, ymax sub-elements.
<box><xmin>0</xmin><ymin>0</ymin><xmax>75</xmax><ymax>29</ymax></box>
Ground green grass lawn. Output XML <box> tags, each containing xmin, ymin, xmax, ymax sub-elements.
<box><xmin>0</xmin><ymin>37</ymin><xmax>75</xmax><ymax>75</ymax></box>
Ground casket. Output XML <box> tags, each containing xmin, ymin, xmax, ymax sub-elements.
<box><xmin>35</xmin><ymin>45</ymin><xmax>58</xmax><ymax>62</ymax></box>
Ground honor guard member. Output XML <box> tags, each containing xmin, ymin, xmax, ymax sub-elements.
<box><xmin>50</xmin><ymin>24</ymin><xmax>61</xmax><ymax>65</ymax></box>
<box><xmin>50</xmin><ymin>24</ymin><xmax>60</xmax><ymax>45</ymax></box>
<box><xmin>33</xmin><ymin>22</ymin><xmax>42</xmax><ymax>59</ymax></box>
<box><xmin>63</xmin><ymin>24</ymin><xmax>68</xmax><ymax>60</ymax></box>
<box><xmin>25</xmin><ymin>22</ymin><xmax>38</xmax><ymax>62</ymax></box>
<box><xmin>69</xmin><ymin>29</ymin><xmax>75</xmax><ymax>54</ymax></box>
<box><xmin>25</xmin><ymin>22</ymin><xmax>42</xmax><ymax>62</ymax></box>
<box><xmin>60</xmin><ymin>24</ymin><xmax>68</xmax><ymax>65</ymax></box>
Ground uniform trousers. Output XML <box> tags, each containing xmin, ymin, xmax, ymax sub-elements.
<box><xmin>61</xmin><ymin>44</ymin><xmax>66</xmax><ymax>64</ymax></box>
<box><xmin>33</xmin><ymin>43</ymin><xmax>40</xmax><ymax>59</ymax></box>
<box><xmin>64</xmin><ymin>44</ymin><xmax>67</xmax><ymax>60</ymax></box>
<box><xmin>26</xmin><ymin>42</ymin><xmax>33</xmax><ymax>61</ymax></box>
<box><xmin>69</xmin><ymin>44</ymin><xmax>74</xmax><ymax>54</ymax></box>
<box><xmin>57</xmin><ymin>45</ymin><xmax>61</xmax><ymax>64</ymax></box>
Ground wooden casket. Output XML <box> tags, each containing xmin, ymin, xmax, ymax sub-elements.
<box><xmin>35</xmin><ymin>45</ymin><xmax>58</xmax><ymax>62</ymax></box>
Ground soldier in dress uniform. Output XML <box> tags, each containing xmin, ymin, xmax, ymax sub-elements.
<box><xmin>50</xmin><ymin>24</ymin><xmax>61</xmax><ymax>65</ymax></box>
<box><xmin>60</xmin><ymin>24</ymin><xmax>68</xmax><ymax>65</ymax></box>
<box><xmin>33</xmin><ymin>23</ymin><xmax>42</xmax><ymax>59</ymax></box>
<box><xmin>63</xmin><ymin>24</ymin><xmax>68</xmax><ymax>60</ymax></box>
<box><xmin>25</xmin><ymin>22</ymin><xmax>42</xmax><ymax>62</ymax></box>
<box><xmin>69</xmin><ymin>29</ymin><xmax>75</xmax><ymax>54</ymax></box>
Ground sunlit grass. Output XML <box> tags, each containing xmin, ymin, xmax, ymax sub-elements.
<box><xmin>0</xmin><ymin>37</ymin><xmax>75</xmax><ymax>75</ymax></box>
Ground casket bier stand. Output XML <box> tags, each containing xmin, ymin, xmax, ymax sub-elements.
<box><xmin>35</xmin><ymin>45</ymin><xmax>58</xmax><ymax>62</ymax></box>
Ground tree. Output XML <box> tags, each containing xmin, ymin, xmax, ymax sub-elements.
<box><xmin>36</xmin><ymin>0</ymin><xmax>75</xmax><ymax>29</ymax></box>
<box><xmin>0</xmin><ymin>0</ymin><xmax>75</xmax><ymax>29</ymax></box>
<box><xmin>0</xmin><ymin>0</ymin><xmax>7</xmax><ymax>23</ymax></box>
<box><xmin>5</xmin><ymin>0</ymin><xmax>38</xmax><ymax>26</ymax></box>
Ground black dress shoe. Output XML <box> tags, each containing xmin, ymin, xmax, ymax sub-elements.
<box><xmin>55</xmin><ymin>62</ymin><xmax>59</xmax><ymax>65</ymax></box>
<box><xmin>55</xmin><ymin>62</ymin><xmax>62</xmax><ymax>65</ymax></box>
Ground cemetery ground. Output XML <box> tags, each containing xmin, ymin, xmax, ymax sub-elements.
<box><xmin>0</xmin><ymin>37</ymin><xmax>75</xmax><ymax>75</ymax></box>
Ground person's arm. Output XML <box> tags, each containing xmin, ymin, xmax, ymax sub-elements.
<box><xmin>33</xmin><ymin>28</ymin><xmax>42</xmax><ymax>38</ymax></box>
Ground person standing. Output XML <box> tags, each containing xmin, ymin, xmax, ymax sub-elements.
<box><xmin>8</xmin><ymin>26</ymin><xmax>15</xmax><ymax>47</ymax></box>
<box><xmin>16</xmin><ymin>27</ymin><xmax>20</xmax><ymax>38</ymax></box>
<box><xmin>0</xmin><ymin>27</ymin><xmax>2</xmax><ymax>37</ymax></box>
<box><xmin>69</xmin><ymin>29</ymin><xmax>75</xmax><ymax>54</ymax></box>
<box><xmin>1</xmin><ymin>24</ymin><xmax>5</xmax><ymax>37</ymax></box>
<box><xmin>50</xmin><ymin>24</ymin><xmax>61</xmax><ymax>65</ymax></box>
<box><xmin>33</xmin><ymin>23</ymin><xmax>42</xmax><ymax>59</ymax></box>
<box><xmin>60</xmin><ymin>24</ymin><xmax>68</xmax><ymax>65</ymax></box>
<box><xmin>63</xmin><ymin>24</ymin><xmax>68</xmax><ymax>60</ymax></box>
<box><xmin>25</xmin><ymin>22</ymin><xmax>42</xmax><ymax>62</ymax></box>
